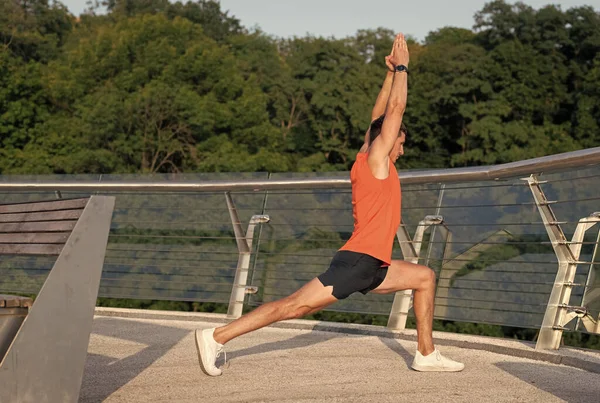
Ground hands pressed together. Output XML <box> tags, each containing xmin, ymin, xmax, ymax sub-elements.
<box><xmin>385</xmin><ymin>33</ymin><xmax>410</xmax><ymax>72</ymax></box>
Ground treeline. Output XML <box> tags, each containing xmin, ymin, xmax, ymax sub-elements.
<box><xmin>1</xmin><ymin>0</ymin><xmax>599</xmax><ymax>175</ymax></box>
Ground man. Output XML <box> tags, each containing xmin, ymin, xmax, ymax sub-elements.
<box><xmin>196</xmin><ymin>33</ymin><xmax>464</xmax><ymax>376</ymax></box>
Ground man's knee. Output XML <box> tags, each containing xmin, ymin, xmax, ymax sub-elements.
<box><xmin>288</xmin><ymin>306</ymin><xmax>310</xmax><ymax>320</ymax></box>
<box><xmin>280</xmin><ymin>298</ymin><xmax>313</xmax><ymax>320</ymax></box>
<box><xmin>422</xmin><ymin>266</ymin><xmax>436</xmax><ymax>287</ymax></box>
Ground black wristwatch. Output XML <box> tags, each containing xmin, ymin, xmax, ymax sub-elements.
<box><xmin>394</xmin><ymin>65</ymin><xmax>408</xmax><ymax>74</ymax></box>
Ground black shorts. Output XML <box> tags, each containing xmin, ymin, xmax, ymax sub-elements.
<box><xmin>317</xmin><ymin>250</ymin><xmax>388</xmax><ymax>300</ymax></box>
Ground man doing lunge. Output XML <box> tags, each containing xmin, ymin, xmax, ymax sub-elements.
<box><xmin>196</xmin><ymin>33</ymin><xmax>464</xmax><ymax>376</ymax></box>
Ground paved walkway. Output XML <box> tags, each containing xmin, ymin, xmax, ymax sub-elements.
<box><xmin>80</xmin><ymin>310</ymin><xmax>600</xmax><ymax>403</ymax></box>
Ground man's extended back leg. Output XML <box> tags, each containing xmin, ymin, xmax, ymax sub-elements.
<box><xmin>196</xmin><ymin>278</ymin><xmax>337</xmax><ymax>376</ymax></box>
<box><xmin>214</xmin><ymin>278</ymin><xmax>338</xmax><ymax>345</ymax></box>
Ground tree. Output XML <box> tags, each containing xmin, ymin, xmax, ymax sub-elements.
<box><xmin>167</xmin><ymin>0</ymin><xmax>243</xmax><ymax>41</ymax></box>
<box><xmin>279</xmin><ymin>37</ymin><xmax>377</xmax><ymax>171</ymax></box>
<box><xmin>100</xmin><ymin>0</ymin><xmax>243</xmax><ymax>42</ymax></box>
<box><xmin>1</xmin><ymin>0</ymin><xmax>599</xmax><ymax>175</ymax></box>
<box><xmin>0</xmin><ymin>0</ymin><xmax>73</xmax><ymax>62</ymax></box>
<box><xmin>0</xmin><ymin>0</ymin><xmax>72</xmax><ymax>174</ymax></box>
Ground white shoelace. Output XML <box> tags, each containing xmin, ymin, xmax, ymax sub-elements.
<box><xmin>216</xmin><ymin>346</ymin><xmax>229</xmax><ymax>369</ymax></box>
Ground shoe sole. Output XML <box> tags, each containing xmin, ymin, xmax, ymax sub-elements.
<box><xmin>195</xmin><ymin>330</ymin><xmax>221</xmax><ymax>377</ymax></box>
<box><xmin>411</xmin><ymin>363</ymin><xmax>464</xmax><ymax>372</ymax></box>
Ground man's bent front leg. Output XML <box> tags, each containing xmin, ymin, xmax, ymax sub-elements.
<box><xmin>213</xmin><ymin>278</ymin><xmax>338</xmax><ymax>345</ymax></box>
<box><xmin>371</xmin><ymin>260</ymin><xmax>436</xmax><ymax>356</ymax></box>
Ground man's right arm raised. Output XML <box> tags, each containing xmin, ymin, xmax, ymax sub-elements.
<box><xmin>367</xmin><ymin>34</ymin><xmax>409</xmax><ymax>171</ymax></box>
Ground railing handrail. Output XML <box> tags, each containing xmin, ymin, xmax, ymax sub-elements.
<box><xmin>1</xmin><ymin>147</ymin><xmax>599</xmax><ymax>192</ymax></box>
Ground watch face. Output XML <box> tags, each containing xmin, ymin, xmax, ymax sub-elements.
<box><xmin>396</xmin><ymin>65</ymin><xmax>407</xmax><ymax>72</ymax></box>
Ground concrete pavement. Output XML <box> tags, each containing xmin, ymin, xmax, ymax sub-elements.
<box><xmin>80</xmin><ymin>310</ymin><xmax>600</xmax><ymax>402</ymax></box>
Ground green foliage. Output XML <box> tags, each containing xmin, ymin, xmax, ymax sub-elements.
<box><xmin>3</xmin><ymin>0</ymin><xmax>598</xmax><ymax>175</ymax></box>
<box><xmin>97</xmin><ymin>298</ymin><xmax>228</xmax><ymax>313</ymax></box>
<box><xmin>0</xmin><ymin>0</ymin><xmax>73</xmax><ymax>62</ymax></box>
<box><xmin>450</xmin><ymin>234</ymin><xmax>554</xmax><ymax>284</ymax></box>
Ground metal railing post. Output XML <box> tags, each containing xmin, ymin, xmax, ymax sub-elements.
<box><xmin>425</xmin><ymin>184</ymin><xmax>445</xmax><ymax>267</ymax></box>
<box><xmin>526</xmin><ymin>175</ymin><xmax>600</xmax><ymax>349</ymax></box>
<box><xmin>387</xmin><ymin>215</ymin><xmax>444</xmax><ymax>330</ymax></box>
<box><xmin>579</xmin><ymin>230</ymin><xmax>600</xmax><ymax>331</ymax></box>
<box><xmin>225</xmin><ymin>192</ymin><xmax>270</xmax><ymax>319</ymax></box>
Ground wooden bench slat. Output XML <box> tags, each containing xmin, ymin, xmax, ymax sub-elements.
<box><xmin>0</xmin><ymin>209</ymin><xmax>83</xmax><ymax>223</ymax></box>
<box><xmin>0</xmin><ymin>198</ymin><xmax>89</xmax><ymax>214</ymax></box>
<box><xmin>0</xmin><ymin>233</ymin><xmax>71</xmax><ymax>244</ymax></box>
<box><xmin>0</xmin><ymin>244</ymin><xmax>64</xmax><ymax>255</ymax></box>
<box><xmin>0</xmin><ymin>221</ymin><xmax>77</xmax><ymax>233</ymax></box>
<box><xmin>0</xmin><ymin>294</ymin><xmax>33</xmax><ymax>308</ymax></box>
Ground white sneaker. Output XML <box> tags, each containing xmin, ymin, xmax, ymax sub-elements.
<box><xmin>411</xmin><ymin>349</ymin><xmax>464</xmax><ymax>372</ymax></box>
<box><xmin>195</xmin><ymin>328</ymin><xmax>225</xmax><ymax>376</ymax></box>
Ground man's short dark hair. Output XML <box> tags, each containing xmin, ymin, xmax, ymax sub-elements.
<box><xmin>368</xmin><ymin>114</ymin><xmax>408</xmax><ymax>146</ymax></box>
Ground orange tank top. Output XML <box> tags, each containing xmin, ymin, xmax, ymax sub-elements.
<box><xmin>339</xmin><ymin>153</ymin><xmax>401</xmax><ymax>265</ymax></box>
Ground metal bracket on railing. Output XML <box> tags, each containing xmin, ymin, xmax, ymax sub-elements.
<box><xmin>553</xmin><ymin>305</ymin><xmax>599</xmax><ymax>334</ymax></box>
<box><xmin>245</xmin><ymin>286</ymin><xmax>259</xmax><ymax>294</ymax></box>
<box><xmin>526</xmin><ymin>175</ymin><xmax>600</xmax><ymax>349</ymax></box>
<box><xmin>387</xmin><ymin>215</ymin><xmax>448</xmax><ymax>330</ymax></box>
<box><xmin>225</xmin><ymin>192</ymin><xmax>270</xmax><ymax>319</ymax></box>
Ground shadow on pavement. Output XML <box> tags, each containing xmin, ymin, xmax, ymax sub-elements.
<box><xmin>495</xmin><ymin>361</ymin><xmax>600</xmax><ymax>403</ymax></box>
<box><xmin>79</xmin><ymin>318</ymin><xmax>189</xmax><ymax>403</ymax></box>
<box><xmin>227</xmin><ymin>327</ymin><xmax>415</xmax><ymax>371</ymax></box>
<box><xmin>227</xmin><ymin>330</ymin><xmax>342</xmax><ymax>361</ymax></box>
<box><xmin>377</xmin><ymin>337</ymin><xmax>413</xmax><ymax>368</ymax></box>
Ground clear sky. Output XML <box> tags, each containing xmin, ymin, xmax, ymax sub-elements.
<box><xmin>62</xmin><ymin>0</ymin><xmax>600</xmax><ymax>41</ymax></box>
